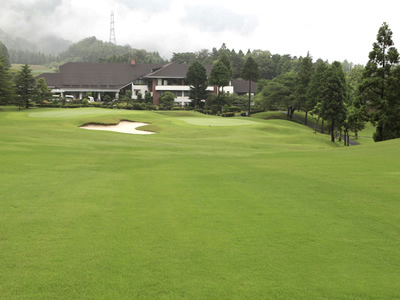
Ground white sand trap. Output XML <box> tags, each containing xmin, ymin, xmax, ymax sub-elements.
<box><xmin>80</xmin><ymin>121</ymin><xmax>155</xmax><ymax>135</ymax></box>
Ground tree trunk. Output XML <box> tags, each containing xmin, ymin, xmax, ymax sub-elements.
<box><xmin>287</xmin><ymin>107</ymin><xmax>290</xmax><ymax>120</ymax></box>
<box><xmin>321</xmin><ymin>120</ymin><xmax>324</xmax><ymax>134</ymax></box>
<box><xmin>331</xmin><ymin>120</ymin><xmax>335</xmax><ymax>142</ymax></box>
<box><xmin>217</xmin><ymin>87</ymin><xmax>221</xmax><ymax>114</ymax></box>
<box><xmin>290</xmin><ymin>107</ymin><xmax>295</xmax><ymax>119</ymax></box>
<box><xmin>355</xmin><ymin>129</ymin><xmax>358</xmax><ymax>139</ymax></box>
<box><xmin>248</xmin><ymin>80</ymin><xmax>251</xmax><ymax>117</ymax></box>
<box><xmin>315</xmin><ymin>116</ymin><xmax>320</xmax><ymax>133</ymax></box>
<box><xmin>305</xmin><ymin>111</ymin><xmax>308</xmax><ymax>126</ymax></box>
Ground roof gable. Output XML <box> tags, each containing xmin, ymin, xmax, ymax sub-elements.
<box><xmin>144</xmin><ymin>62</ymin><xmax>213</xmax><ymax>79</ymax></box>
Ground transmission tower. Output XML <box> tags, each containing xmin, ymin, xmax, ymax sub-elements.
<box><xmin>109</xmin><ymin>11</ymin><xmax>116</xmax><ymax>44</ymax></box>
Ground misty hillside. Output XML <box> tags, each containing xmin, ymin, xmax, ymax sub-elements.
<box><xmin>58</xmin><ymin>37</ymin><xmax>167</xmax><ymax>64</ymax></box>
<box><xmin>0</xmin><ymin>30</ymin><xmax>166</xmax><ymax>66</ymax></box>
<box><xmin>0</xmin><ymin>28</ymin><xmax>71</xmax><ymax>55</ymax></box>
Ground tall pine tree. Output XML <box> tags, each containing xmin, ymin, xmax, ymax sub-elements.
<box><xmin>15</xmin><ymin>64</ymin><xmax>35</xmax><ymax>109</ymax></box>
<box><xmin>295</xmin><ymin>52</ymin><xmax>313</xmax><ymax>125</ymax></box>
<box><xmin>186</xmin><ymin>61</ymin><xmax>209</xmax><ymax>108</ymax></box>
<box><xmin>359</xmin><ymin>22</ymin><xmax>400</xmax><ymax>141</ymax></box>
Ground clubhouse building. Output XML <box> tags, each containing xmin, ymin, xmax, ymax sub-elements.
<box><xmin>37</xmin><ymin>60</ymin><xmax>257</xmax><ymax>106</ymax></box>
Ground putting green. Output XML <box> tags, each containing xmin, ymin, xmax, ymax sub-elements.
<box><xmin>179</xmin><ymin>117</ymin><xmax>257</xmax><ymax>126</ymax></box>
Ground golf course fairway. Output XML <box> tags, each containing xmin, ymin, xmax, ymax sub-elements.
<box><xmin>1</xmin><ymin>107</ymin><xmax>399</xmax><ymax>299</ymax></box>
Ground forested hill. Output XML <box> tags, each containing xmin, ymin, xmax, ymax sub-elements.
<box><xmin>0</xmin><ymin>31</ymin><xmax>167</xmax><ymax>66</ymax></box>
<box><xmin>58</xmin><ymin>37</ymin><xmax>167</xmax><ymax>64</ymax></box>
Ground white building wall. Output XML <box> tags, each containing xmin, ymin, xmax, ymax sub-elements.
<box><xmin>131</xmin><ymin>84</ymin><xmax>148</xmax><ymax>99</ymax></box>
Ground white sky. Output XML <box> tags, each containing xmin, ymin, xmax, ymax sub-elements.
<box><xmin>1</xmin><ymin>0</ymin><xmax>400</xmax><ymax>65</ymax></box>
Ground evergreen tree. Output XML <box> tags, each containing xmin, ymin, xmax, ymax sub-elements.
<box><xmin>242</xmin><ymin>56</ymin><xmax>259</xmax><ymax>116</ymax></box>
<box><xmin>295</xmin><ymin>52</ymin><xmax>313</xmax><ymax>125</ymax></box>
<box><xmin>320</xmin><ymin>62</ymin><xmax>347</xmax><ymax>142</ymax></box>
<box><xmin>307</xmin><ymin>60</ymin><xmax>328</xmax><ymax>132</ymax></box>
<box><xmin>15</xmin><ymin>64</ymin><xmax>35</xmax><ymax>109</ymax></box>
<box><xmin>209</xmin><ymin>60</ymin><xmax>230</xmax><ymax>113</ymax></box>
<box><xmin>0</xmin><ymin>42</ymin><xmax>11</xmax><ymax>68</ymax></box>
<box><xmin>358</xmin><ymin>22</ymin><xmax>400</xmax><ymax>141</ymax></box>
<box><xmin>218</xmin><ymin>51</ymin><xmax>233</xmax><ymax>80</ymax></box>
<box><xmin>160</xmin><ymin>91</ymin><xmax>176</xmax><ymax>109</ymax></box>
<box><xmin>0</xmin><ymin>55</ymin><xmax>15</xmax><ymax>105</ymax></box>
<box><xmin>33</xmin><ymin>78</ymin><xmax>52</xmax><ymax>104</ymax></box>
<box><xmin>186</xmin><ymin>61</ymin><xmax>208</xmax><ymax>108</ymax></box>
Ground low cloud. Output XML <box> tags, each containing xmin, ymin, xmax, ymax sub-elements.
<box><xmin>182</xmin><ymin>5</ymin><xmax>259</xmax><ymax>34</ymax></box>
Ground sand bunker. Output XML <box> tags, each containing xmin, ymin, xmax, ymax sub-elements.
<box><xmin>80</xmin><ymin>121</ymin><xmax>155</xmax><ymax>135</ymax></box>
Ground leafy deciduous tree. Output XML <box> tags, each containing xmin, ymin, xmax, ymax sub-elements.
<box><xmin>256</xmin><ymin>71</ymin><xmax>296</xmax><ymax>117</ymax></box>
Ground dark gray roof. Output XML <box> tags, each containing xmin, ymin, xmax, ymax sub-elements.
<box><xmin>231</xmin><ymin>79</ymin><xmax>258</xmax><ymax>94</ymax></box>
<box><xmin>144</xmin><ymin>62</ymin><xmax>213</xmax><ymax>79</ymax></box>
<box><xmin>36</xmin><ymin>62</ymin><xmax>252</xmax><ymax>93</ymax></box>
<box><xmin>37</xmin><ymin>62</ymin><xmax>164</xmax><ymax>90</ymax></box>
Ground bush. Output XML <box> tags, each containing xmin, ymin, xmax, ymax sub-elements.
<box><xmin>211</xmin><ymin>105</ymin><xmax>219</xmax><ymax>115</ymax></box>
<box><xmin>89</xmin><ymin>102</ymin><xmax>102</xmax><ymax>108</ymax></box>
<box><xmin>222</xmin><ymin>112</ymin><xmax>235</xmax><ymax>117</ymax></box>
<box><xmin>133</xmin><ymin>103</ymin><xmax>143</xmax><ymax>110</ymax></box>
<box><xmin>82</xmin><ymin>99</ymin><xmax>89</xmax><ymax>107</ymax></box>
<box><xmin>172</xmin><ymin>106</ymin><xmax>182</xmax><ymax>110</ymax></box>
<box><xmin>62</xmin><ymin>104</ymin><xmax>80</xmax><ymax>108</ymax></box>
<box><xmin>229</xmin><ymin>106</ymin><xmax>241</xmax><ymax>112</ymax></box>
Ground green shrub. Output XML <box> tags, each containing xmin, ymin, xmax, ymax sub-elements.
<box><xmin>229</xmin><ymin>106</ymin><xmax>241</xmax><ymax>112</ymax></box>
<box><xmin>82</xmin><ymin>99</ymin><xmax>89</xmax><ymax>107</ymax></box>
<box><xmin>133</xmin><ymin>103</ymin><xmax>143</xmax><ymax>110</ymax></box>
<box><xmin>211</xmin><ymin>105</ymin><xmax>219</xmax><ymax>115</ymax></box>
<box><xmin>89</xmin><ymin>102</ymin><xmax>101</xmax><ymax>108</ymax></box>
<box><xmin>222</xmin><ymin>112</ymin><xmax>235</xmax><ymax>117</ymax></box>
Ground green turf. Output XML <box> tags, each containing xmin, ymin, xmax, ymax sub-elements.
<box><xmin>11</xmin><ymin>64</ymin><xmax>56</xmax><ymax>76</ymax></box>
<box><xmin>1</xmin><ymin>107</ymin><xmax>399</xmax><ymax>298</ymax></box>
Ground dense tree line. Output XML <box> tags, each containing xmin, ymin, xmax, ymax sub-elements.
<box><xmin>9</xmin><ymin>49</ymin><xmax>58</xmax><ymax>65</ymax></box>
<box><xmin>172</xmin><ymin>44</ymin><xmax>300</xmax><ymax>81</ymax></box>
<box><xmin>256</xmin><ymin>22</ymin><xmax>400</xmax><ymax>143</ymax></box>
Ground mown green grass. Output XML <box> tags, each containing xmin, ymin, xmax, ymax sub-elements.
<box><xmin>1</xmin><ymin>107</ymin><xmax>399</xmax><ymax>299</ymax></box>
<box><xmin>11</xmin><ymin>64</ymin><xmax>56</xmax><ymax>76</ymax></box>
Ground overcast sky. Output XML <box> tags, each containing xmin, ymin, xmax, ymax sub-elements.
<box><xmin>1</xmin><ymin>0</ymin><xmax>400</xmax><ymax>65</ymax></box>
